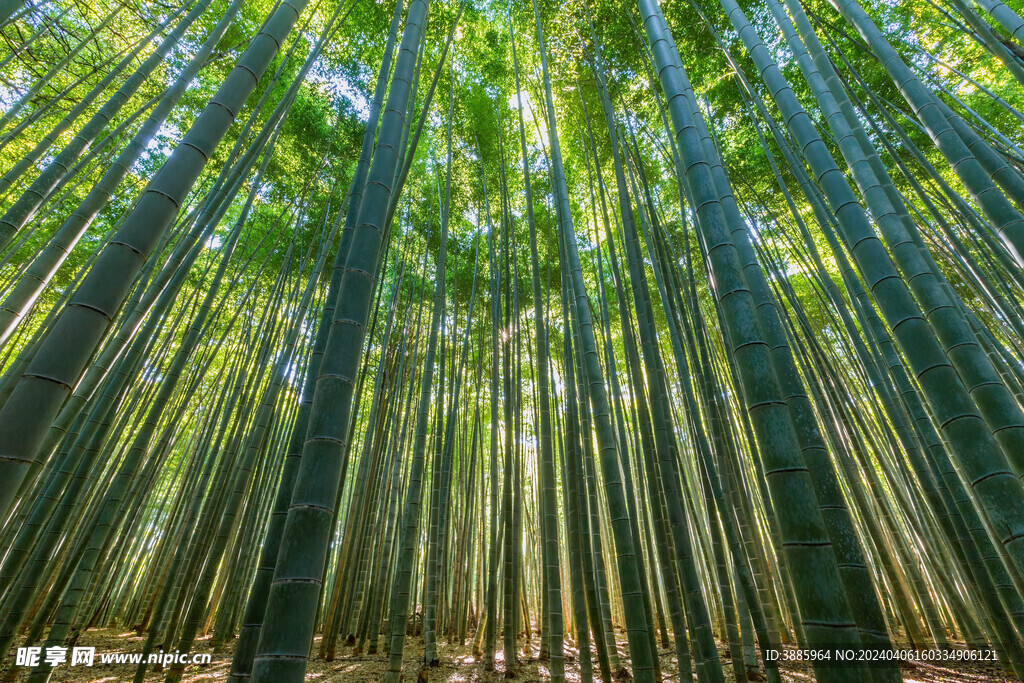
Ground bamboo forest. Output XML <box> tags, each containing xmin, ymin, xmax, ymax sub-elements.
<box><xmin>3</xmin><ymin>0</ymin><xmax>1024</xmax><ymax>680</ymax></box>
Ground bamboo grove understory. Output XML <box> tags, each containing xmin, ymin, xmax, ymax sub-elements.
<box><xmin>0</xmin><ymin>0</ymin><xmax>1023</xmax><ymax>680</ymax></box>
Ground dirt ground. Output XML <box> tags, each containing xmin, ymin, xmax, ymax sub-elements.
<box><xmin>2</xmin><ymin>627</ymin><xmax>1016</xmax><ymax>682</ymax></box>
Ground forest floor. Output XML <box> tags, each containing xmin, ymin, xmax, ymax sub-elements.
<box><xmin>2</xmin><ymin>627</ymin><xmax>1015</xmax><ymax>682</ymax></box>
